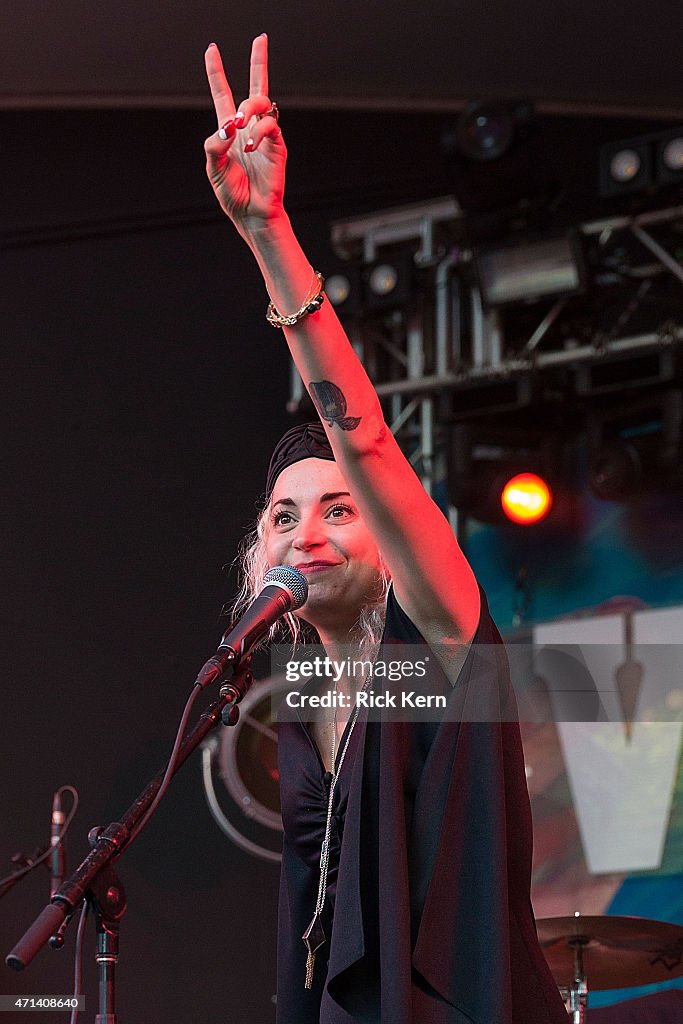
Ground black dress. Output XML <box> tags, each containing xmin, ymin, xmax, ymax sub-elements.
<box><xmin>277</xmin><ymin>587</ymin><xmax>568</xmax><ymax>1024</ymax></box>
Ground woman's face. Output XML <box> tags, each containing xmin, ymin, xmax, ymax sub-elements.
<box><xmin>265</xmin><ymin>458</ymin><xmax>384</xmax><ymax>632</ymax></box>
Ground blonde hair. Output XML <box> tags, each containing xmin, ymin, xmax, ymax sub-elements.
<box><xmin>232</xmin><ymin>502</ymin><xmax>390</xmax><ymax>654</ymax></box>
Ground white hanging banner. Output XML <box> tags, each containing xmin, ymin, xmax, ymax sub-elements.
<box><xmin>533</xmin><ymin>608</ymin><xmax>682</xmax><ymax>875</ymax></box>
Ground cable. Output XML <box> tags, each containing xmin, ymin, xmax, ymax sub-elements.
<box><xmin>69</xmin><ymin>900</ymin><xmax>89</xmax><ymax>1024</ymax></box>
<box><xmin>124</xmin><ymin>684</ymin><xmax>205</xmax><ymax>849</ymax></box>
<box><xmin>0</xmin><ymin>785</ymin><xmax>79</xmax><ymax>895</ymax></box>
<box><xmin>63</xmin><ymin>687</ymin><xmax>210</xmax><ymax>1019</ymax></box>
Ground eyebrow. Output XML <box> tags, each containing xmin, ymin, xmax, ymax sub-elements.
<box><xmin>273</xmin><ymin>491</ymin><xmax>352</xmax><ymax>508</ymax></box>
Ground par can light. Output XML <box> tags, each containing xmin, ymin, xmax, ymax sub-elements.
<box><xmin>662</xmin><ymin>138</ymin><xmax>683</xmax><ymax>173</ymax></box>
<box><xmin>326</xmin><ymin>273</ymin><xmax>352</xmax><ymax>307</ymax></box>
<box><xmin>367</xmin><ymin>263</ymin><xmax>399</xmax><ymax>297</ymax></box>
<box><xmin>609</xmin><ymin>148</ymin><xmax>642</xmax><ymax>184</ymax></box>
<box><xmin>501</xmin><ymin>473</ymin><xmax>553</xmax><ymax>525</ymax></box>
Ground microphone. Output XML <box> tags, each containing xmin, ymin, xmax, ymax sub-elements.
<box><xmin>49</xmin><ymin>792</ymin><xmax>65</xmax><ymax>899</ymax></box>
<box><xmin>195</xmin><ymin>566</ymin><xmax>308</xmax><ymax>689</ymax></box>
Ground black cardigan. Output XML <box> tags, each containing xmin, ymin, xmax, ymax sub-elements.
<box><xmin>276</xmin><ymin>587</ymin><xmax>568</xmax><ymax>1023</ymax></box>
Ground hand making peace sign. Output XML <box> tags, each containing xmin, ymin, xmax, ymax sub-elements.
<box><xmin>204</xmin><ymin>35</ymin><xmax>286</xmax><ymax>228</ymax></box>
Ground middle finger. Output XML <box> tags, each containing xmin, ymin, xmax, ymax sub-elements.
<box><xmin>236</xmin><ymin>94</ymin><xmax>274</xmax><ymax>126</ymax></box>
<box><xmin>249</xmin><ymin>34</ymin><xmax>269</xmax><ymax>98</ymax></box>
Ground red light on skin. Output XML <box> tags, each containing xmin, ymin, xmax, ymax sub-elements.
<box><xmin>500</xmin><ymin>473</ymin><xmax>553</xmax><ymax>525</ymax></box>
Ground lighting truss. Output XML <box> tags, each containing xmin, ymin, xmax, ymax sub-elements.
<box><xmin>287</xmin><ymin>197</ymin><xmax>683</xmax><ymax>504</ymax></box>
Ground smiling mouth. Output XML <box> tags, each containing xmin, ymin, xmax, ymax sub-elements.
<box><xmin>293</xmin><ymin>561</ymin><xmax>341</xmax><ymax>573</ymax></box>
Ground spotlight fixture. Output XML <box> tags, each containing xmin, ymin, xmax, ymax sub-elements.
<box><xmin>361</xmin><ymin>253</ymin><xmax>414</xmax><ymax>310</ymax></box>
<box><xmin>599</xmin><ymin>126</ymin><xmax>683</xmax><ymax>197</ymax></box>
<box><xmin>449</xmin><ymin>424</ymin><xmax>563</xmax><ymax>526</ymax></box>
<box><xmin>456</xmin><ymin>100</ymin><xmax>532</xmax><ymax>163</ymax></box>
<box><xmin>457</xmin><ymin>101</ymin><xmax>513</xmax><ymax>162</ymax></box>
<box><xmin>587</xmin><ymin>391</ymin><xmax>683</xmax><ymax>502</ymax></box>
<box><xmin>326</xmin><ymin>274</ymin><xmax>352</xmax><ymax>306</ymax></box>
<box><xmin>501</xmin><ymin>473</ymin><xmax>553</xmax><ymax>525</ymax></box>
<box><xmin>609</xmin><ymin>149</ymin><xmax>642</xmax><ymax>184</ymax></box>
<box><xmin>322</xmin><ymin>262</ymin><xmax>362</xmax><ymax>317</ymax></box>
<box><xmin>475</xmin><ymin>234</ymin><xmax>584</xmax><ymax>307</ymax></box>
<box><xmin>599</xmin><ymin>136</ymin><xmax>653</xmax><ymax>197</ymax></box>
<box><xmin>587</xmin><ymin>442</ymin><xmax>643</xmax><ymax>502</ymax></box>
<box><xmin>662</xmin><ymin>139</ymin><xmax>683</xmax><ymax>172</ymax></box>
<box><xmin>367</xmin><ymin>263</ymin><xmax>399</xmax><ymax>297</ymax></box>
<box><xmin>656</xmin><ymin>129</ymin><xmax>683</xmax><ymax>184</ymax></box>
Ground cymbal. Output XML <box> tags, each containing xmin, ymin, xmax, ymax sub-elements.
<box><xmin>536</xmin><ymin>915</ymin><xmax>683</xmax><ymax>990</ymax></box>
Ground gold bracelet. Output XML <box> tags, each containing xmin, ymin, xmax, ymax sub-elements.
<box><xmin>266</xmin><ymin>271</ymin><xmax>326</xmax><ymax>328</ymax></box>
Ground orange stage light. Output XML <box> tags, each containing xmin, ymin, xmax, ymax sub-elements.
<box><xmin>500</xmin><ymin>472</ymin><xmax>553</xmax><ymax>525</ymax></box>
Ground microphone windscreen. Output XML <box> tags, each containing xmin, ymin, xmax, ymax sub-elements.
<box><xmin>263</xmin><ymin>566</ymin><xmax>308</xmax><ymax>609</ymax></box>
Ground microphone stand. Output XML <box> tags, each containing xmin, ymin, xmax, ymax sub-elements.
<box><xmin>6</xmin><ymin>663</ymin><xmax>254</xmax><ymax>1024</ymax></box>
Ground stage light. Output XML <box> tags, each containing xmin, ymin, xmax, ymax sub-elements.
<box><xmin>321</xmin><ymin>262</ymin><xmax>362</xmax><ymax>317</ymax></box>
<box><xmin>326</xmin><ymin>273</ymin><xmax>352</xmax><ymax>307</ymax></box>
<box><xmin>448</xmin><ymin>424</ymin><xmax>566</xmax><ymax>527</ymax></box>
<box><xmin>587</xmin><ymin>391</ymin><xmax>683</xmax><ymax>502</ymax></box>
<box><xmin>475</xmin><ymin>235</ymin><xmax>584</xmax><ymax>307</ymax></box>
<box><xmin>367</xmin><ymin>263</ymin><xmax>399</xmax><ymax>297</ymax></box>
<box><xmin>656</xmin><ymin>130</ymin><xmax>683</xmax><ymax>183</ymax></box>
<box><xmin>456</xmin><ymin>100</ymin><xmax>515</xmax><ymax>162</ymax></box>
<box><xmin>599</xmin><ymin>136</ymin><xmax>652</xmax><ymax>197</ymax></box>
<box><xmin>361</xmin><ymin>253</ymin><xmax>414</xmax><ymax>310</ymax></box>
<box><xmin>587</xmin><ymin>443</ymin><xmax>642</xmax><ymax>502</ymax></box>
<box><xmin>662</xmin><ymin>138</ymin><xmax>683</xmax><ymax>172</ymax></box>
<box><xmin>609</xmin><ymin>149</ymin><xmax>642</xmax><ymax>184</ymax></box>
<box><xmin>599</xmin><ymin>127</ymin><xmax>683</xmax><ymax>197</ymax></box>
<box><xmin>501</xmin><ymin>473</ymin><xmax>553</xmax><ymax>525</ymax></box>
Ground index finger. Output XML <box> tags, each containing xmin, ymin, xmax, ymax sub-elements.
<box><xmin>205</xmin><ymin>43</ymin><xmax>236</xmax><ymax>125</ymax></box>
<box><xmin>249</xmin><ymin>33</ymin><xmax>269</xmax><ymax>98</ymax></box>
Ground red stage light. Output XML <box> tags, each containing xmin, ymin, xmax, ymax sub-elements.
<box><xmin>500</xmin><ymin>473</ymin><xmax>553</xmax><ymax>525</ymax></box>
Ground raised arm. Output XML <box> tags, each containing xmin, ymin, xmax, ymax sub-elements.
<box><xmin>204</xmin><ymin>37</ymin><xmax>480</xmax><ymax>648</ymax></box>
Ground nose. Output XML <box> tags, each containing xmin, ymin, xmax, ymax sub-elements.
<box><xmin>291</xmin><ymin>513</ymin><xmax>327</xmax><ymax>551</ymax></box>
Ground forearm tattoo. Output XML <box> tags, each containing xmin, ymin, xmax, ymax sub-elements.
<box><xmin>309</xmin><ymin>380</ymin><xmax>361</xmax><ymax>431</ymax></box>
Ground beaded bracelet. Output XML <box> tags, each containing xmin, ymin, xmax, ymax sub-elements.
<box><xmin>266</xmin><ymin>271</ymin><xmax>326</xmax><ymax>328</ymax></box>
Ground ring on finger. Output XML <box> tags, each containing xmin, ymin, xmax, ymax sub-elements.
<box><xmin>256</xmin><ymin>102</ymin><xmax>279</xmax><ymax>123</ymax></box>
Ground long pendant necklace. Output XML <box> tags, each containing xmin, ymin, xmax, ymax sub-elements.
<box><xmin>302</xmin><ymin>676</ymin><xmax>369</xmax><ymax>989</ymax></box>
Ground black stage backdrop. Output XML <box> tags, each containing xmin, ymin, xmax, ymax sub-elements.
<box><xmin>0</xmin><ymin>106</ymin><xmax>675</xmax><ymax>1022</ymax></box>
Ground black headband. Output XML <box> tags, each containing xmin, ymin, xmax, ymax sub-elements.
<box><xmin>265</xmin><ymin>421</ymin><xmax>335</xmax><ymax>502</ymax></box>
